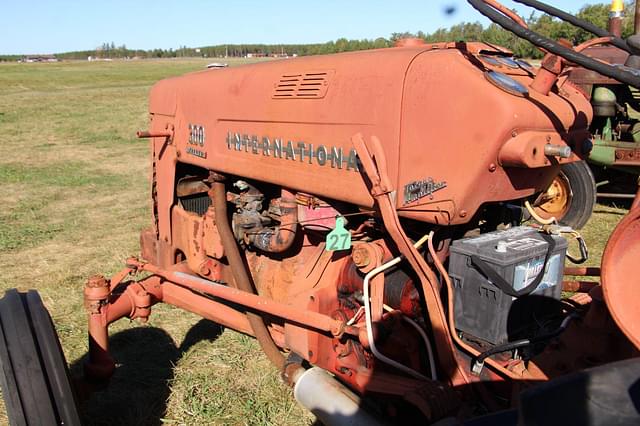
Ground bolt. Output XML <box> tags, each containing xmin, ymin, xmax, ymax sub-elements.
<box><xmin>176</xmin><ymin>150</ymin><xmax>181</xmax><ymax>158</ymax></box>
<box><xmin>488</xmin><ymin>163</ymin><xmax>497</xmax><ymax>172</ymax></box>
<box><xmin>546</xmin><ymin>135</ymin><xmax>552</xmax><ymax>142</ymax></box>
<box><xmin>352</xmin><ymin>246</ymin><xmax>371</xmax><ymax>268</ymax></box>
<box><xmin>339</xmin><ymin>367</ymin><xmax>353</xmax><ymax>377</ymax></box>
<box><xmin>199</xmin><ymin>265</ymin><xmax>211</xmax><ymax>276</ymax></box>
<box><xmin>459</xmin><ymin>210</ymin><xmax>467</xmax><ymax>218</ymax></box>
<box><xmin>511</xmin><ymin>130</ymin><xmax>518</xmax><ymax>138</ymax></box>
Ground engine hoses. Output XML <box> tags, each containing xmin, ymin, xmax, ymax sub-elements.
<box><xmin>362</xmin><ymin>234</ymin><xmax>437</xmax><ymax>381</ymax></box>
<box><xmin>472</xmin><ymin>313</ymin><xmax>579</xmax><ymax>373</ymax></box>
<box><xmin>525</xmin><ymin>200</ymin><xmax>557</xmax><ymax>225</ymax></box>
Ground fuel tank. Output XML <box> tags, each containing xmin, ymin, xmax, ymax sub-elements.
<box><xmin>149</xmin><ymin>42</ymin><xmax>592</xmax><ymax>225</ymax></box>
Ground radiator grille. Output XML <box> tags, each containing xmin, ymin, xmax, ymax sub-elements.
<box><xmin>272</xmin><ymin>71</ymin><xmax>332</xmax><ymax>99</ymax></box>
<box><xmin>180</xmin><ymin>194</ymin><xmax>211</xmax><ymax>216</ymax></box>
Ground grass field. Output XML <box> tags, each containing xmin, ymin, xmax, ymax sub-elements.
<box><xmin>0</xmin><ymin>57</ymin><xmax>312</xmax><ymax>425</ymax></box>
<box><xmin>0</xmin><ymin>57</ymin><xmax>629</xmax><ymax>425</ymax></box>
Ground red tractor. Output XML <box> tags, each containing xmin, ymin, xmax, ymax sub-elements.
<box><xmin>1</xmin><ymin>1</ymin><xmax>639</xmax><ymax>424</ymax></box>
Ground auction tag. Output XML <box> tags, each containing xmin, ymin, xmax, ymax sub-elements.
<box><xmin>325</xmin><ymin>217</ymin><xmax>351</xmax><ymax>251</ymax></box>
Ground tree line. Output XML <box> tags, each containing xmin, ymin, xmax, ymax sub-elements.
<box><xmin>1</xmin><ymin>2</ymin><xmax>635</xmax><ymax>62</ymax></box>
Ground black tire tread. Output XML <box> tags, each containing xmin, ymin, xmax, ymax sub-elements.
<box><xmin>558</xmin><ymin>161</ymin><xmax>597</xmax><ymax>230</ymax></box>
<box><xmin>26</xmin><ymin>291</ymin><xmax>81</xmax><ymax>426</ymax></box>
<box><xmin>0</xmin><ymin>289</ymin><xmax>80</xmax><ymax>426</ymax></box>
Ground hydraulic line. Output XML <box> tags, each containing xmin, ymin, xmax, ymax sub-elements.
<box><xmin>473</xmin><ymin>313</ymin><xmax>578</xmax><ymax>370</ymax></box>
<box><xmin>512</xmin><ymin>0</ymin><xmax>630</xmax><ymax>53</ymax></box>
<box><xmin>467</xmin><ymin>0</ymin><xmax>640</xmax><ymax>88</ymax></box>
<box><xmin>382</xmin><ymin>303</ymin><xmax>438</xmax><ymax>381</ymax></box>
<box><xmin>362</xmin><ymin>235</ymin><xmax>432</xmax><ymax>380</ymax></box>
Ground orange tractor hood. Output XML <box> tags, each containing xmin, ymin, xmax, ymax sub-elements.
<box><xmin>149</xmin><ymin>42</ymin><xmax>592</xmax><ymax>225</ymax></box>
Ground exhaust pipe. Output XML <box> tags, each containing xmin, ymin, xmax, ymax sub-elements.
<box><xmin>292</xmin><ymin>367</ymin><xmax>385</xmax><ymax>426</ymax></box>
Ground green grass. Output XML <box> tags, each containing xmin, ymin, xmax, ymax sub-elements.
<box><xmin>0</xmin><ymin>58</ymin><xmax>627</xmax><ymax>425</ymax></box>
<box><xmin>0</xmin><ymin>58</ymin><xmax>310</xmax><ymax>426</ymax></box>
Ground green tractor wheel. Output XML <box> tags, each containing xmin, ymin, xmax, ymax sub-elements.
<box><xmin>533</xmin><ymin>161</ymin><xmax>597</xmax><ymax>229</ymax></box>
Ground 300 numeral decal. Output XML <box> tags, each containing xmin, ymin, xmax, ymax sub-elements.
<box><xmin>188</xmin><ymin>124</ymin><xmax>205</xmax><ymax>146</ymax></box>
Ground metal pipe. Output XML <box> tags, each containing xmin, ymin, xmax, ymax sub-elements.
<box><xmin>161</xmin><ymin>282</ymin><xmax>254</xmax><ymax>336</ymax></box>
<box><xmin>293</xmin><ymin>367</ymin><xmax>384</xmax><ymax>426</ymax></box>
<box><xmin>139</xmin><ymin>263</ymin><xmax>351</xmax><ymax>337</ymax></box>
<box><xmin>562</xmin><ymin>280</ymin><xmax>600</xmax><ymax>293</ymax></box>
<box><xmin>363</xmin><ymin>256</ymin><xmax>427</xmax><ymax>380</ymax></box>
<box><xmin>485</xmin><ymin>0</ymin><xmax>529</xmax><ymax>28</ymax></box>
<box><xmin>249</xmin><ymin>189</ymin><xmax>298</xmax><ymax>253</ymax></box>
<box><xmin>608</xmin><ymin>0</ymin><xmax>624</xmax><ymax>37</ymax></box>
<box><xmin>85</xmin><ymin>276</ymin><xmax>162</xmax><ymax>381</ymax></box>
<box><xmin>597</xmin><ymin>192</ymin><xmax>637</xmax><ymax>199</ymax></box>
<box><xmin>564</xmin><ymin>266</ymin><xmax>601</xmax><ymax>276</ymax></box>
<box><xmin>136</xmin><ymin>130</ymin><xmax>172</xmax><ymax>138</ymax></box>
<box><xmin>544</xmin><ymin>144</ymin><xmax>572</xmax><ymax>158</ymax></box>
<box><xmin>84</xmin><ymin>275</ymin><xmax>116</xmax><ymax>381</ymax></box>
<box><xmin>362</xmin><ymin>235</ymin><xmax>433</xmax><ymax>380</ymax></box>
<box><xmin>211</xmin><ymin>180</ymin><xmax>286</xmax><ymax>369</ymax></box>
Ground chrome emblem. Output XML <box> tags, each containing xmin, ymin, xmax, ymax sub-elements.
<box><xmin>404</xmin><ymin>178</ymin><xmax>447</xmax><ymax>204</ymax></box>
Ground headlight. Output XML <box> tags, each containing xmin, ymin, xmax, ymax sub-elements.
<box><xmin>484</xmin><ymin>70</ymin><xmax>529</xmax><ymax>98</ymax></box>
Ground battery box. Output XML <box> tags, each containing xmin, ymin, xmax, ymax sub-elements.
<box><xmin>449</xmin><ymin>226</ymin><xmax>568</xmax><ymax>345</ymax></box>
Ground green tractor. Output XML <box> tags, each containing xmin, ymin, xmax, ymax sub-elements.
<box><xmin>532</xmin><ymin>0</ymin><xmax>640</xmax><ymax>228</ymax></box>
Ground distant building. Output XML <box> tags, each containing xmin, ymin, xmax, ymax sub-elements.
<box><xmin>22</xmin><ymin>54</ymin><xmax>58</xmax><ymax>63</ymax></box>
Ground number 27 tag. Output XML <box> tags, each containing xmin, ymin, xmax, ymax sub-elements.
<box><xmin>325</xmin><ymin>217</ymin><xmax>351</xmax><ymax>251</ymax></box>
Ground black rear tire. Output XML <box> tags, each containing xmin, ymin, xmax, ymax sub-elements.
<box><xmin>0</xmin><ymin>289</ymin><xmax>80</xmax><ymax>426</ymax></box>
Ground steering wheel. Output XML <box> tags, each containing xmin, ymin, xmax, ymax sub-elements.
<box><xmin>467</xmin><ymin>0</ymin><xmax>640</xmax><ymax>88</ymax></box>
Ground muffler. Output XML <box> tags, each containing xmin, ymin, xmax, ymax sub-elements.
<box><xmin>292</xmin><ymin>367</ymin><xmax>385</xmax><ymax>426</ymax></box>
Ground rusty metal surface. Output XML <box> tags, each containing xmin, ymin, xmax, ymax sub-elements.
<box><xmin>147</xmin><ymin>42</ymin><xmax>590</xmax><ymax>231</ymax></box>
<box><xmin>614</xmin><ymin>147</ymin><xmax>640</xmax><ymax>166</ymax></box>
<box><xmin>568</xmin><ymin>45</ymin><xmax>629</xmax><ymax>86</ymax></box>
<box><xmin>136</xmin><ymin>130</ymin><xmax>173</xmax><ymax>138</ymax></box>
<box><xmin>564</xmin><ymin>266</ymin><xmax>601</xmax><ymax>276</ymax></box>
<box><xmin>531</xmin><ymin>286</ymin><xmax>637</xmax><ymax>377</ymax></box>
<box><xmin>247</xmin><ymin>189</ymin><xmax>298</xmax><ymax>253</ymax></box>
<box><xmin>137</xmin><ymin>260</ymin><xmax>353</xmax><ymax>338</ymax></box>
<box><xmin>562</xmin><ymin>280</ymin><xmax>599</xmax><ymax>293</ymax></box>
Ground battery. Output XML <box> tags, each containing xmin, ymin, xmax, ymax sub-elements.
<box><xmin>448</xmin><ymin>226</ymin><xmax>568</xmax><ymax>345</ymax></box>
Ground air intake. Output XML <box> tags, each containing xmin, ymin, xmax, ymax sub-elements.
<box><xmin>272</xmin><ymin>71</ymin><xmax>332</xmax><ymax>99</ymax></box>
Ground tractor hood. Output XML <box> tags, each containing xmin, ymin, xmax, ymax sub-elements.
<box><xmin>148</xmin><ymin>42</ymin><xmax>593</xmax><ymax>225</ymax></box>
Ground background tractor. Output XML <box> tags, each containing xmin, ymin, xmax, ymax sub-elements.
<box><xmin>532</xmin><ymin>0</ymin><xmax>640</xmax><ymax>228</ymax></box>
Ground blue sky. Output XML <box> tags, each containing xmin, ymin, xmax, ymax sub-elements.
<box><xmin>1</xmin><ymin>1</ymin><xmax>596</xmax><ymax>54</ymax></box>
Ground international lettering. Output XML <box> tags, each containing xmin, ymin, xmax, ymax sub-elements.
<box><xmin>226</xmin><ymin>131</ymin><xmax>360</xmax><ymax>172</ymax></box>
